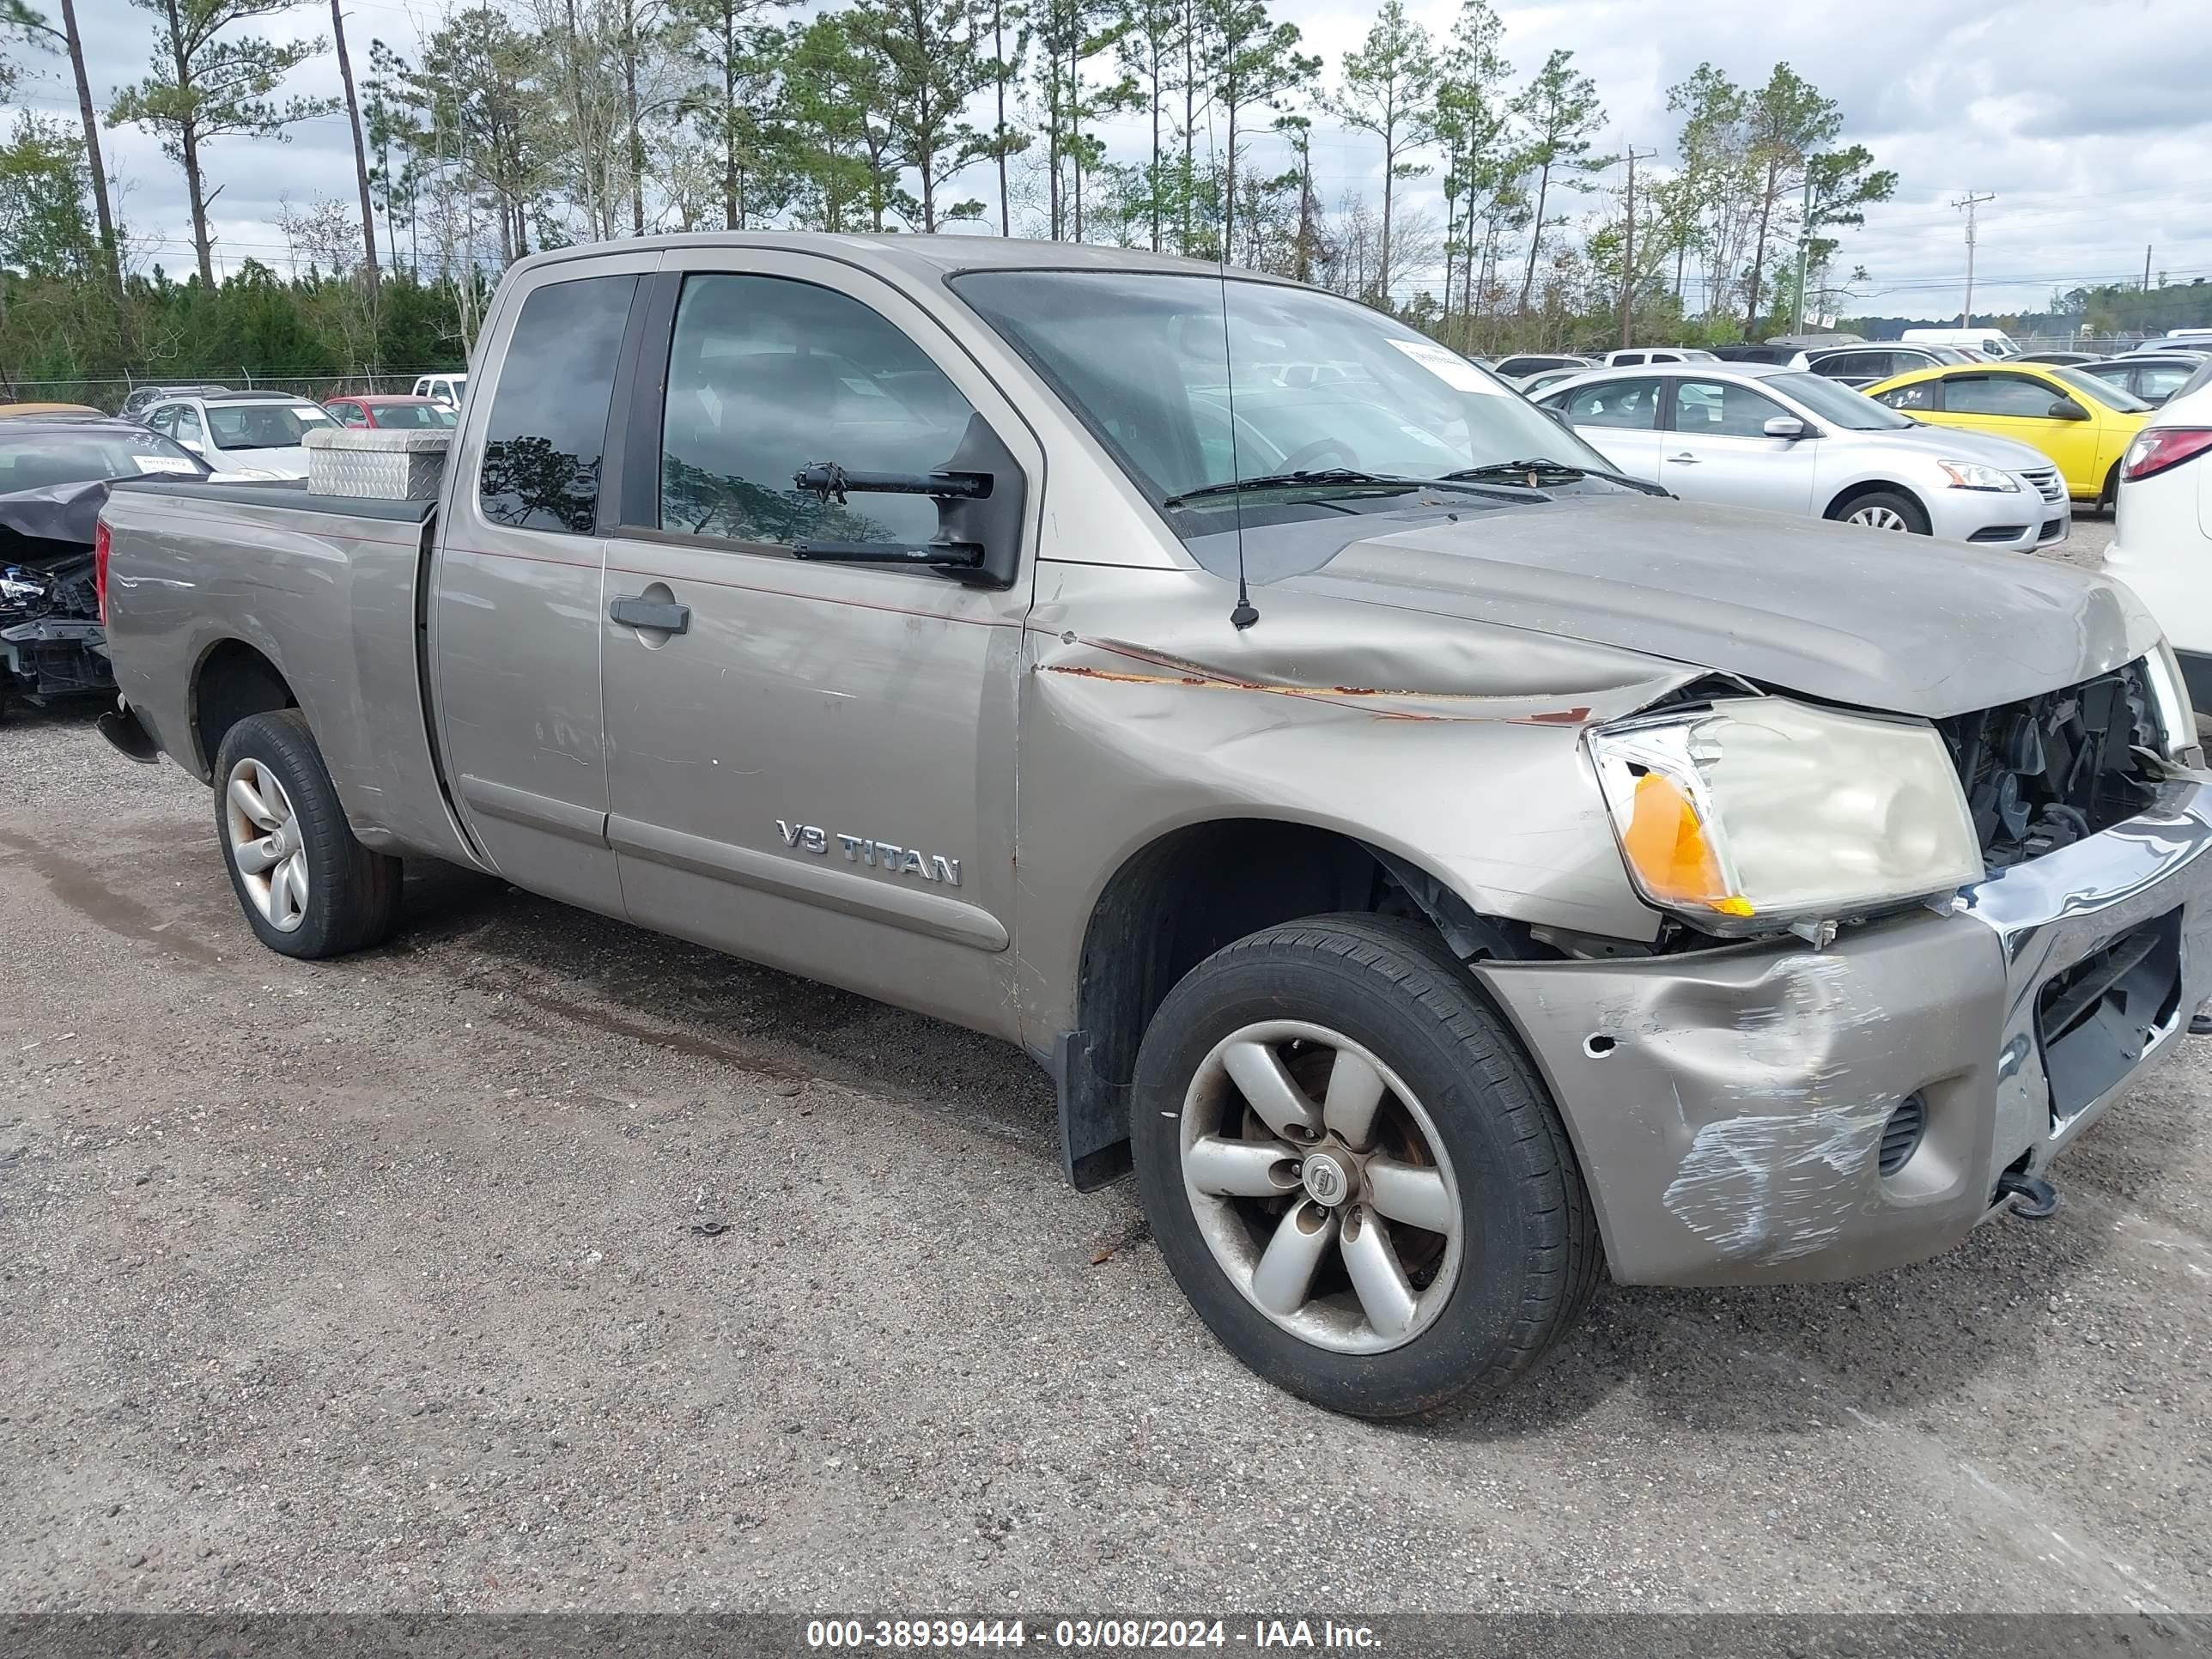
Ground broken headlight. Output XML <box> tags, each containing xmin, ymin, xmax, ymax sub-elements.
<box><xmin>1588</xmin><ymin>697</ymin><xmax>1984</xmax><ymax>934</ymax></box>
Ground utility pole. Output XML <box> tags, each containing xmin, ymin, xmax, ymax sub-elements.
<box><xmin>2144</xmin><ymin>245</ymin><xmax>2154</xmax><ymax>290</ymax></box>
<box><xmin>1619</xmin><ymin>147</ymin><xmax>1656</xmax><ymax>349</ymax></box>
<box><xmin>1796</xmin><ymin>169</ymin><xmax>1814</xmax><ymax>338</ymax></box>
<box><xmin>1952</xmin><ymin>191</ymin><xmax>1994</xmax><ymax>327</ymax></box>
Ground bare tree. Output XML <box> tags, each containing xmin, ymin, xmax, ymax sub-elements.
<box><xmin>329</xmin><ymin>0</ymin><xmax>380</xmax><ymax>289</ymax></box>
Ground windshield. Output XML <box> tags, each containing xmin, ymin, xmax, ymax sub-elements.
<box><xmin>2051</xmin><ymin>367</ymin><xmax>2151</xmax><ymax>413</ymax></box>
<box><xmin>373</xmin><ymin>402</ymin><xmax>458</xmax><ymax>429</ymax></box>
<box><xmin>206</xmin><ymin>403</ymin><xmax>335</xmax><ymax>450</ymax></box>
<box><xmin>951</xmin><ymin>271</ymin><xmax>1618</xmax><ymax>534</ymax></box>
<box><xmin>1766</xmin><ymin>372</ymin><xmax>1916</xmax><ymax>431</ymax></box>
<box><xmin>0</xmin><ymin>428</ymin><xmax>206</xmax><ymax>491</ymax></box>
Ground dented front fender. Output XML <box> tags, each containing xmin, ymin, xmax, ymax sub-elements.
<box><xmin>1012</xmin><ymin>561</ymin><xmax>1707</xmax><ymax>1048</ymax></box>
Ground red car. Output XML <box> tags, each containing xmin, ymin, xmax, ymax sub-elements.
<box><xmin>323</xmin><ymin>394</ymin><xmax>458</xmax><ymax>431</ymax></box>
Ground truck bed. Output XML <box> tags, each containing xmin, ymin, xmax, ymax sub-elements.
<box><xmin>99</xmin><ymin>477</ymin><xmax>476</xmax><ymax>867</ymax></box>
<box><xmin>107</xmin><ymin>477</ymin><xmax>440</xmax><ymax>525</ymax></box>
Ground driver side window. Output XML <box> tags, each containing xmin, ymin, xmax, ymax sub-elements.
<box><xmin>657</xmin><ymin>273</ymin><xmax>978</xmax><ymax>551</ymax></box>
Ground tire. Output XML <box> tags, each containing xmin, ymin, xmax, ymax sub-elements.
<box><xmin>2099</xmin><ymin>463</ymin><xmax>2121</xmax><ymax>515</ymax></box>
<box><xmin>212</xmin><ymin>708</ymin><xmax>402</xmax><ymax>959</ymax></box>
<box><xmin>1831</xmin><ymin>489</ymin><xmax>1929</xmax><ymax>535</ymax></box>
<box><xmin>1130</xmin><ymin>913</ymin><xmax>1601</xmax><ymax>1419</ymax></box>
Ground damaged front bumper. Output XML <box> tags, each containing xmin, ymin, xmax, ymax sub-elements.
<box><xmin>1476</xmin><ymin>775</ymin><xmax>2212</xmax><ymax>1286</ymax></box>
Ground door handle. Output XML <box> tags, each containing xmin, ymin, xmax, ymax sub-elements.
<box><xmin>610</xmin><ymin>595</ymin><xmax>691</xmax><ymax>634</ymax></box>
<box><xmin>1668</xmin><ymin>453</ymin><xmax>1700</xmax><ymax>463</ymax></box>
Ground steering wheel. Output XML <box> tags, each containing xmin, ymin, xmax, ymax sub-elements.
<box><xmin>1277</xmin><ymin>438</ymin><xmax>1359</xmax><ymax>472</ymax></box>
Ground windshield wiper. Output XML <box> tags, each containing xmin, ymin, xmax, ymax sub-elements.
<box><xmin>1162</xmin><ymin>468</ymin><xmax>1426</xmax><ymax>507</ymax></box>
<box><xmin>1443</xmin><ymin>459</ymin><xmax>1668</xmax><ymax>496</ymax></box>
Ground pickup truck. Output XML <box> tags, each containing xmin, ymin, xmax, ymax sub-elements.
<box><xmin>98</xmin><ymin>234</ymin><xmax>2212</xmax><ymax>1419</ymax></box>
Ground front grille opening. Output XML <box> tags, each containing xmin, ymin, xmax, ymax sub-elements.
<box><xmin>2037</xmin><ymin>908</ymin><xmax>2183</xmax><ymax>1125</ymax></box>
<box><xmin>1936</xmin><ymin>660</ymin><xmax>2163</xmax><ymax>871</ymax></box>
<box><xmin>1968</xmin><ymin>525</ymin><xmax>2030</xmax><ymax>543</ymax></box>
<box><xmin>1879</xmin><ymin>1093</ymin><xmax>1927</xmax><ymax>1176</ymax></box>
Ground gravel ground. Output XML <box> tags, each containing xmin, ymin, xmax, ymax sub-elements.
<box><xmin>4</xmin><ymin>509</ymin><xmax>2209</xmax><ymax>1620</ymax></box>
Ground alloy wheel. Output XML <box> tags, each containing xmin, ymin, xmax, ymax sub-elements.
<box><xmin>223</xmin><ymin>757</ymin><xmax>309</xmax><ymax>932</ymax></box>
<box><xmin>1178</xmin><ymin>1019</ymin><xmax>1463</xmax><ymax>1354</ymax></box>
<box><xmin>1847</xmin><ymin>504</ymin><xmax>1910</xmax><ymax>531</ymax></box>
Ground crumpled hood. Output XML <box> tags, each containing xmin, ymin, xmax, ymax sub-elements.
<box><xmin>1273</xmin><ymin>495</ymin><xmax>2157</xmax><ymax>718</ymax></box>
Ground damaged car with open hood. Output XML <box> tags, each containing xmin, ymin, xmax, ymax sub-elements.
<box><xmin>0</xmin><ymin>416</ymin><xmax>209</xmax><ymax>715</ymax></box>
<box><xmin>94</xmin><ymin>236</ymin><xmax>2212</xmax><ymax>1418</ymax></box>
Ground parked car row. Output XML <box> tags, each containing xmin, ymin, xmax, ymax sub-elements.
<box><xmin>1530</xmin><ymin>363</ymin><xmax>2069</xmax><ymax>548</ymax></box>
<box><xmin>1863</xmin><ymin>361</ymin><xmax>2152</xmax><ymax>506</ymax></box>
<box><xmin>121</xmin><ymin>388</ymin><xmax>460</xmax><ymax>479</ymax></box>
<box><xmin>0</xmin><ymin>376</ymin><xmax>464</xmax><ymax>706</ymax></box>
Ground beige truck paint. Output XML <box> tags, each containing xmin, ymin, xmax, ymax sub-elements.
<box><xmin>98</xmin><ymin>233</ymin><xmax>2212</xmax><ymax>1322</ymax></box>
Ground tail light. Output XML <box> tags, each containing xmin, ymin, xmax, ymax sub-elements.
<box><xmin>2122</xmin><ymin>427</ymin><xmax>2212</xmax><ymax>483</ymax></box>
<box><xmin>94</xmin><ymin>519</ymin><xmax>111</xmax><ymax>623</ymax></box>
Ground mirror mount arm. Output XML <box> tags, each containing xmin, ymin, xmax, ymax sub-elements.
<box><xmin>786</xmin><ymin>416</ymin><xmax>1025</xmax><ymax>589</ymax></box>
<box><xmin>793</xmin><ymin>461</ymin><xmax>991</xmax><ymax>504</ymax></box>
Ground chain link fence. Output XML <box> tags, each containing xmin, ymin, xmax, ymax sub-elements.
<box><xmin>2</xmin><ymin>370</ymin><xmax>460</xmax><ymax>413</ymax></box>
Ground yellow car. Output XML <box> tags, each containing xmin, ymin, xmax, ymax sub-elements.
<box><xmin>1862</xmin><ymin>361</ymin><xmax>2151</xmax><ymax>506</ymax></box>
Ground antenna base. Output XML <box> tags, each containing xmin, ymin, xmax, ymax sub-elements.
<box><xmin>1230</xmin><ymin>599</ymin><xmax>1260</xmax><ymax>630</ymax></box>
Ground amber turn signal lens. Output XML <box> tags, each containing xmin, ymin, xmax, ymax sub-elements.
<box><xmin>1621</xmin><ymin>772</ymin><xmax>1753</xmax><ymax>916</ymax></box>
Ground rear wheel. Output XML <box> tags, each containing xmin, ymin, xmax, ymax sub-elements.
<box><xmin>1832</xmin><ymin>489</ymin><xmax>1929</xmax><ymax>535</ymax></box>
<box><xmin>214</xmin><ymin>709</ymin><xmax>402</xmax><ymax>958</ymax></box>
<box><xmin>1130</xmin><ymin>914</ymin><xmax>1601</xmax><ymax>1419</ymax></box>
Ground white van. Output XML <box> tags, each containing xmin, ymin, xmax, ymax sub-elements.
<box><xmin>1900</xmin><ymin>328</ymin><xmax>2019</xmax><ymax>359</ymax></box>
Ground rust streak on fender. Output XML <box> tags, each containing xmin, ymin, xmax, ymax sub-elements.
<box><xmin>1037</xmin><ymin>635</ymin><xmax>1600</xmax><ymax>726</ymax></box>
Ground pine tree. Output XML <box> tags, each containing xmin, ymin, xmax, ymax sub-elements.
<box><xmin>1325</xmin><ymin>0</ymin><xmax>1437</xmax><ymax>305</ymax></box>
<box><xmin>107</xmin><ymin>0</ymin><xmax>340</xmax><ymax>286</ymax></box>
<box><xmin>1509</xmin><ymin>48</ymin><xmax>1607</xmax><ymax>316</ymax></box>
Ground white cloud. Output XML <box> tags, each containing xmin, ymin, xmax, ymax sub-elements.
<box><xmin>5</xmin><ymin>0</ymin><xmax>2205</xmax><ymax>317</ymax></box>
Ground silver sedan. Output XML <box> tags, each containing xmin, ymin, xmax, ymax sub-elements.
<box><xmin>1533</xmin><ymin>362</ymin><xmax>2070</xmax><ymax>549</ymax></box>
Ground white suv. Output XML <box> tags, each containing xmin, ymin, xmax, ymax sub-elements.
<box><xmin>2104</xmin><ymin>377</ymin><xmax>2212</xmax><ymax>718</ymax></box>
<box><xmin>141</xmin><ymin>392</ymin><xmax>337</xmax><ymax>481</ymax></box>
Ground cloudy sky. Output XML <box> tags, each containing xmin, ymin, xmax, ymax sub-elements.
<box><xmin>6</xmin><ymin>0</ymin><xmax>2206</xmax><ymax>319</ymax></box>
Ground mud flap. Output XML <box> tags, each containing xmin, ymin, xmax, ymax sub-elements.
<box><xmin>96</xmin><ymin>701</ymin><xmax>161</xmax><ymax>763</ymax></box>
<box><xmin>1052</xmin><ymin>1030</ymin><xmax>1133</xmax><ymax>1190</ymax></box>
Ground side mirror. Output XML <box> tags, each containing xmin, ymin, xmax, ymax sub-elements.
<box><xmin>1540</xmin><ymin>404</ymin><xmax>1573</xmax><ymax>429</ymax></box>
<box><xmin>179</xmin><ymin>439</ymin><xmax>204</xmax><ymax>453</ymax></box>
<box><xmin>1764</xmin><ymin>416</ymin><xmax>1808</xmax><ymax>441</ymax></box>
<box><xmin>786</xmin><ymin>414</ymin><xmax>1026</xmax><ymax>590</ymax></box>
<box><xmin>2048</xmin><ymin>398</ymin><xmax>2089</xmax><ymax>421</ymax></box>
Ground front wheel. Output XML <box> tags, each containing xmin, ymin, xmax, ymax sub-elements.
<box><xmin>1833</xmin><ymin>489</ymin><xmax>1929</xmax><ymax>534</ymax></box>
<box><xmin>1130</xmin><ymin>914</ymin><xmax>1601</xmax><ymax>1419</ymax></box>
<box><xmin>214</xmin><ymin>709</ymin><xmax>402</xmax><ymax>958</ymax></box>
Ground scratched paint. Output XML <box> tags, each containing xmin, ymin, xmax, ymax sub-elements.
<box><xmin>1036</xmin><ymin>634</ymin><xmax>1596</xmax><ymax>726</ymax></box>
<box><xmin>1662</xmin><ymin>1106</ymin><xmax>1892</xmax><ymax>1261</ymax></box>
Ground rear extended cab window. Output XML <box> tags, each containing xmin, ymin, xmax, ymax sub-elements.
<box><xmin>476</xmin><ymin>275</ymin><xmax>636</xmax><ymax>533</ymax></box>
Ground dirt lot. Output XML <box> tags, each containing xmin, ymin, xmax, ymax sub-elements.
<box><xmin>4</xmin><ymin>514</ymin><xmax>2209</xmax><ymax>1618</ymax></box>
